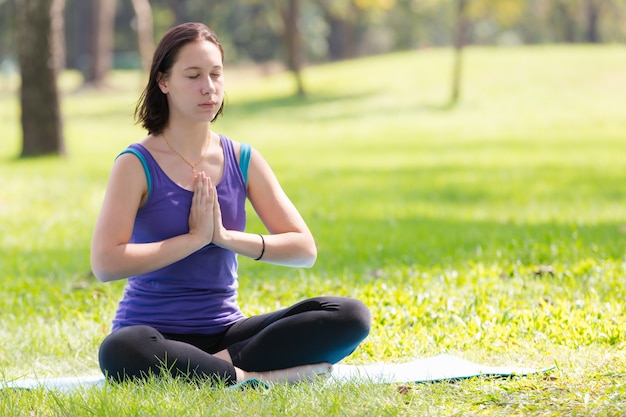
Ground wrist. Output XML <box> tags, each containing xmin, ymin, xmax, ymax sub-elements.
<box><xmin>254</xmin><ymin>234</ymin><xmax>265</xmax><ymax>261</ymax></box>
<box><xmin>211</xmin><ymin>227</ymin><xmax>230</xmax><ymax>248</ymax></box>
<box><xmin>188</xmin><ymin>230</ymin><xmax>212</xmax><ymax>248</ymax></box>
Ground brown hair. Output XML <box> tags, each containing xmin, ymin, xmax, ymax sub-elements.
<box><xmin>134</xmin><ymin>22</ymin><xmax>225</xmax><ymax>134</ymax></box>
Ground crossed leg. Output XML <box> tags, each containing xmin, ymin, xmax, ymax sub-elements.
<box><xmin>99</xmin><ymin>297</ymin><xmax>370</xmax><ymax>385</ymax></box>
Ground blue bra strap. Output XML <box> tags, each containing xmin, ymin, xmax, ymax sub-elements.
<box><xmin>117</xmin><ymin>148</ymin><xmax>152</xmax><ymax>200</ymax></box>
<box><xmin>239</xmin><ymin>142</ymin><xmax>251</xmax><ymax>186</ymax></box>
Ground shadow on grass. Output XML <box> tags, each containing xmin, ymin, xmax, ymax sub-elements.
<box><xmin>226</xmin><ymin>91</ymin><xmax>372</xmax><ymax>113</ymax></box>
<box><xmin>3</xmin><ymin>217</ymin><xmax>624</xmax><ymax>309</ymax></box>
<box><xmin>299</xmin><ymin>166</ymin><xmax>626</xmax><ymax>275</ymax></box>
<box><xmin>224</xmin><ymin>90</ymin><xmax>453</xmax><ymax>121</ymax></box>
<box><xmin>238</xmin><ymin>213</ymin><xmax>625</xmax><ymax>299</ymax></box>
<box><xmin>312</xmin><ymin>217</ymin><xmax>625</xmax><ymax>273</ymax></box>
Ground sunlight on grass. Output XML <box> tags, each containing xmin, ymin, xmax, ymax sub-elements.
<box><xmin>1</xmin><ymin>45</ymin><xmax>625</xmax><ymax>416</ymax></box>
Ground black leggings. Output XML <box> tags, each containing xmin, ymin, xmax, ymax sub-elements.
<box><xmin>98</xmin><ymin>296</ymin><xmax>371</xmax><ymax>385</ymax></box>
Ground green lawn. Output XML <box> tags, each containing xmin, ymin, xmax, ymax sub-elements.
<box><xmin>1</xmin><ymin>45</ymin><xmax>625</xmax><ymax>416</ymax></box>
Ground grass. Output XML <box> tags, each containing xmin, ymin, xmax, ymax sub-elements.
<box><xmin>1</xmin><ymin>44</ymin><xmax>626</xmax><ymax>415</ymax></box>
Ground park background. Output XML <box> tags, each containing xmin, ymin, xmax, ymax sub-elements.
<box><xmin>1</xmin><ymin>1</ymin><xmax>626</xmax><ymax>416</ymax></box>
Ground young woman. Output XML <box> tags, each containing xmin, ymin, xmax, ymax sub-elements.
<box><xmin>91</xmin><ymin>22</ymin><xmax>371</xmax><ymax>386</ymax></box>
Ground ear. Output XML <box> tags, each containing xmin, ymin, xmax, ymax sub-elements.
<box><xmin>157</xmin><ymin>72</ymin><xmax>168</xmax><ymax>94</ymax></box>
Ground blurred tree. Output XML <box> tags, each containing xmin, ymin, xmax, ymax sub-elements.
<box><xmin>583</xmin><ymin>0</ymin><xmax>611</xmax><ymax>42</ymax></box>
<box><xmin>315</xmin><ymin>0</ymin><xmax>401</xmax><ymax>59</ymax></box>
<box><xmin>315</xmin><ymin>0</ymin><xmax>364</xmax><ymax>60</ymax></box>
<box><xmin>64</xmin><ymin>0</ymin><xmax>90</xmax><ymax>71</ymax></box>
<box><xmin>5</xmin><ymin>0</ymin><xmax>626</xmax><ymax>74</ymax></box>
<box><xmin>227</xmin><ymin>2</ymin><xmax>282</xmax><ymax>63</ymax></box>
<box><xmin>553</xmin><ymin>0</ymin><xmax>578</xmax><ymax>42</ymax></box>
<box><xmin>277</xmin><ymin>0</ymin><xmax>306</xmax><ymax>96</ymax></box>
<box><xmin>547</xmin><ymin>0</ymin><xmax>618</xmax><ymax>43</ymax></box>
<box><xmin>51</xmin><ymin>0</ymin><xmax>66</xmax><ymax>72</ymax></box>
<box><xmin>414</xmin><ymin>0</ymin><xmax>526</xmax><ymax>106</ymax></box>
<box><xmin>84</xmin><ymin>0</ymin><xmax>116</xmax><ymax>87</ymax></box>
<box><xmin>466</xmin><ymin>0</ymin><xmax>526</xmax><ymax>27</ymax></box>
<box><xmin>168</xmin><ymin>0</ymin><xmax>188</xmax><ymax>24</ymax></box>
<box><xmin>0</xmin><ymin>1</ymin><xmax>16</xmax><ymax>63</ymax></box>
<box><xmin>585</xmin><ymin>0</ymin><xmax>599</xmax><ymax>42</ymax></box>
<box><xmin>449</xmin><ymin>0</ymin><xmax>469</xmax><ymax>107</ymax></box>
<box><xmin>15</xmin><ymin>0</ymin><xmax>65</xmax><ymax>156</ymax></box>
<box><xmin>130</xmin><ymin>0</ymin><xmax>155</xmax><ymax>71</ymax></box>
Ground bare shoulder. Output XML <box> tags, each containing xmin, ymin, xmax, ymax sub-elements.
<box><xmin>106</xmin><ymin>144</ymin><xmax>150</xmax><ymax>205</ymax></box>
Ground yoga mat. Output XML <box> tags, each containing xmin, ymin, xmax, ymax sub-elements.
<box><xmin>1</xmin><ymin>354</ymin><xmax>554</xmax><ymax>393</ymax></box>
<box><xmin>328</xmin><ymin>353</ymin><xmax>555</xmax><ymax>384</ymax></box>
<box><xmin>3</xmin><ymin>375</ymin><xmax>106</xmax><ymax>392</ymax></box>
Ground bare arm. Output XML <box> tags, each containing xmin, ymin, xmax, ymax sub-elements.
<box><xmin>211</xmin><ymin>147</ymin><xmax>317</xmax><ymax>267</ymax></box>
<box><xmin>90</xmin><ymin>154</ymin><xmax>215</xmax><ymax>282</ymax></box>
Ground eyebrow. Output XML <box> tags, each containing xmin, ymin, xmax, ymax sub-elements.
<box><xmin>182</xmin><ymin>65</ymin><xmax>223</xmax><ymax>71</ymax></box>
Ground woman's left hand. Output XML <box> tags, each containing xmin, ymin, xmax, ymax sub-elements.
<box><xmin>188</xmin><ymin>172</ymin><xmax>215</xmax><ymax>245</ymax></box>
<box><xmin>210</xmin><ymin>183</ymin><xmax>227</xmax><ymax>245</ymax></box>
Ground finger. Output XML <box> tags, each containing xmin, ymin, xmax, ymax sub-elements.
<box><xmin>206</xmin><ymin>177</ymin><xmax>214</xmax><ymax>204</ymax></box>
<box><xmin>211</xmin><ymin>183</ymin><xmax>222</xmax><ymax>221</ymax></box>
<box><xmin>192</xmin><ymin>174</ymin><xmax>201</xmax><ymax>205</ymax></box>
<box><xmin>211</xmin><ymin>187</ymin><xmax>220</xmax><ymax>217</ymax></box>
<box><xmin>203</xmin><ymin>175</ymin><xmax>211</xmax><ymax>210</ymax></box>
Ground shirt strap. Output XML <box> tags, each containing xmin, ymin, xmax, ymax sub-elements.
<box><xmin>117</xmin><ymin>148</ymin><xmax>152</xmax><ymax>200</ymax></box>
<box><xmin>239</xmin><ymin>142</ymin><xmax>252</xmax><ymax>186</ymax></box>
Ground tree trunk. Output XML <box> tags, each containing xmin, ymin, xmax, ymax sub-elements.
<box><xmin>130</xmin><ymin>0</ymin><xmax>155</xmax><ymax>72</ymax></box>
<box><xmin>16</xmin><ymin>0</ymin><xmax>65</xmax><ymax>157</ymax></box>
<box><xmin>449</xmin><ymin>0</ymin><xmax>469</xmax><ymax>107</ymax></box>
<box><xmin>585</xmin><ymin>0</ymin><xmax>601</xmax><ymax>43</ymax></box>
<box><xmin>67</xmin><ymin>0</ymin><xmax>92</xmax><ymax>72</ymax></box>
<box><xmin>84</xmin><ymin>0</ymin><xmax>116</xmax><ymax>87</ymax></box>
<box><xmin>321</xmin><ymin>4</ymin><xmax>358</xmax><ymax>61</ymax></box>
<box><xmin>326</xmin><ymin>13</ymin><xmax>345</xmax><ymax>61</ymax></box>
<box><xmin>280</xmin><ymin>0</ymin><xmax>305</xmax><ymax>97</ymax></box>
<box><xmin>555</xmin><ymin>2</ymin><xmax>577</xmax><ymax>43</ymax></box>
<box><xmin>51</xmin><ymin>0</ymin><xmax>66</xmax><ymax>73</ymax></box>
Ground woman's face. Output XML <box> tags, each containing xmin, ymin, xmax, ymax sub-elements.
<box><xmin>158</xmin><ymin>39</ymin><xmax>225</xmax><ymax>124</ymax></box>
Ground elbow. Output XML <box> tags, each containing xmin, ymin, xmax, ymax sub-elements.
<box><xmin>302</xmin><ymin>256</ymin><xmax>316</xmax><ymax>268</ymax></box>
<box><xmin>90</xmin><ymin>262</ymin><xmax>116</xmax><ymax>283</ymax></box>
<box><xmin>282</xmin><ymin>236</ymin><xmax>316</xmax><ymax>268</ymax></box>
<box><xmin>277</xmin><ymin>233</ymin><xmax>316</xmax><ymax>268</ymax></box>
<box><xmin>301</xmin><ymin>241</ymin><xmax>317</xmax><ymax>268</ymax></box>
<box><xmin>298</xmin><ymin>255</ymin><xmax>316</xmax><ymax>268</ymax></box>
<box><xmin>90</xmin><ymin>251</ymin><xmax>121</xmax><ymax>282</ymax></box>
<box><xmin>92</xmin><ymin>267</ymin><xmax>116</xmax><ymax>283</ymax></box>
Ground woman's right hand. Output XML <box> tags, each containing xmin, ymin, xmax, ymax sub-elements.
<box><xmin>188</xmin><ymin>172</ymin><xmax>215</xmax><ymax>245</ymax></box>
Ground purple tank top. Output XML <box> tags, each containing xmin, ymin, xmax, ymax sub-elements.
<box><xmin>111</xmin><ymin>135</ymin><xmax>246</xmax><ymax>334</ymax></box>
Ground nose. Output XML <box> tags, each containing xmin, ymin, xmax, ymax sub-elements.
<box><xmin>201</xmin><ymin>76</ymin><xmax>215</xmax><ymax>95</ymax></box>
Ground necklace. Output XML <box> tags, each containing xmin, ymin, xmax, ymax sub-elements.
<box><xmin>162</xmin><ymin>131</ymin><xmax>210</xmax><ymax>174</ymax></box>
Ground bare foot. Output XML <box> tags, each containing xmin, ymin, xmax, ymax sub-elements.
<box><xmin>240</xmin><ymin>362</ymin><xmax>332</xmax><ymax>385</ymax></box>
<box><xmin>213</xmin><ymin>349</ymin><xmax>332</xmax><ymax>385</ymax></box>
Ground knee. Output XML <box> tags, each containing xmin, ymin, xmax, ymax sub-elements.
<box><xmin>99</xmin><ymin>325</ymin><xmax>161</xmax><ymax>382</ymax></box>
<box><xmin>323</xmin><ymin>297</ymin><xmax>371</xmax><ymax>364</ymax></box>
<box><xmin>343</xmin><ymin>297</ymin><xmax>372</xmax><ymax>341</ymax></box>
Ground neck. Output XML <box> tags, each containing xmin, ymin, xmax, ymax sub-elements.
<box><xmin>162</xmin><ymin>123</ymin><xmax>212</xmax><ymax>153</ymax></box>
